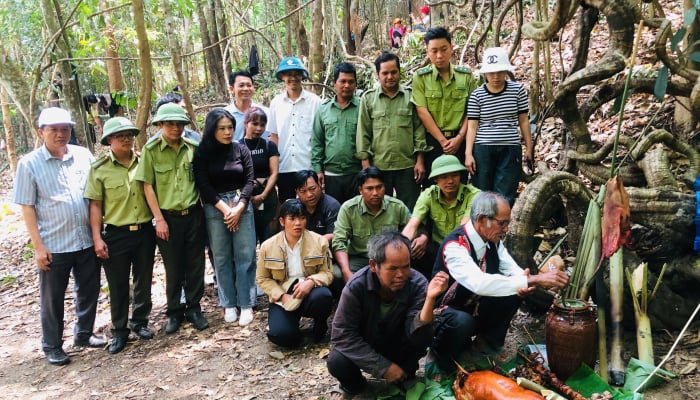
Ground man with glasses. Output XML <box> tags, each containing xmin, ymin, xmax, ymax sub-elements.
<box><xmin>86</xmin><ymin>117</ymin><xmax>156</xmax><ymax>354</ymax></box>
<box><xmin>428</xmin><ymin>191</ymin><xmax>569</xmax><ymax>374</ymax></box>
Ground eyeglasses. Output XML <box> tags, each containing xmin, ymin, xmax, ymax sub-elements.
<box><xmin>489</xmin><ymin>217</ymin><xmax>510</xmax><ymax>228</ymax></box>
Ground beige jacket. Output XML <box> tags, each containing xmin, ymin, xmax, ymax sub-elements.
<box><xmin>256</xmin><ymin>230</ymin><xmax>334</xmax><ymax>303</ymax></box>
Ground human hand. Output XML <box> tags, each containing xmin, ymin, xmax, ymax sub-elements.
<box><xmin>341</xmin><ymin>267</ymin><xmax>353</xmax><ymax>283</ymax></box>
<box><xmin>383</xmin><ymin>363</ymin><xmax>407</xmax><ymax>384</ymax></box>
<box><xmin>35</xmin><ymin>245</ymin><xmax>52</xmax><ymax>271</ymax></box>
<box><xmin>411</xmin><ymin>234</ymin><xmax>429</xmax><ymax>259</ymax></box>
<box><xmin>251</xmin><ymin>195</ymin><xmax>265</xmax><ymax>209</ymax></box>
<box><xmin>414</xmin><ymin>163</ymin><xmax>425</xmax><ymax>184</ymax></box>
<box><xmin>529</xmin><ymin>269</ymin><xmax>569</xmax><ymax>289</ymax></box>
<box><xmin>427</xmin><ymin>271</ymin><xmax>449</xmax><ymax>300</ymax></box>
<box><xmin>442</xmin><ymin>138</ymin><xmax>461</xmax><ymax>155</ymax></box>
<box><xmin>292</xmin><ymin>279</ymin><xmax>314</xmax><ymax>299</ymax></box>
<box><xmin>465</xmin><ymin>154</ymin><xmax>476</xmax><ymax>174</ymax></box>
<box><xmin>94</xmin><ymin>238</ymin><xmax>109</xmax><ymax>259</ymax></box>
<box><xmin>155</xmin><ymin>219</ymin><xmax>169</xmax><ymax>241</ymax></box>
<box><xmin>318</xmin><ymin>172</ymin><xmax>326</xmax><ymax>191</ymax></box>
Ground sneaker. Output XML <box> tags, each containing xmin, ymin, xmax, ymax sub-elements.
<box><xmin>224</xmin><ymin>307</ymin><xmax>238</xmax><ymax>323</ymax></box>
<box><xmin>239</xmin><ymin>308</ymin><xmax>254</xmax><ymax>326</ymax></box>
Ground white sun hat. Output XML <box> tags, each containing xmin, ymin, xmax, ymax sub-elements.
<box><xmin>478</xmin><ymin>47</ymin><xmax>514</xmax><ymax>74</ymax></box>
<box><xmin>37</xmin><ymin>107</ymin><xmax>75</xmax><ymax>127</ymax></box>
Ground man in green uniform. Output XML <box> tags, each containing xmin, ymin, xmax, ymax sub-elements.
<box><xmin>356</xmin><ymin>52</ymin><xmax>431</xmax><ymax>210</ymax></box>
<box><xmin>411</xmin><ymin>27</ymin><xmax>477</xmax><ymax>180</ymax></box>
<box><xmin>135</xmin><ymin>104</ymin><xmax>209</xmax><ymax>334</ymax></box>
<box><xmin>401</xmin><ymin>155</ymin><xmax>480</xmax><ymax>277</ymax></box>
<box><xmin>85</xmin><ymin>117</ymin><xmax>156</xmax><ymax>354</ymax></box>
<box><xmin>332</xmin><ymin>167</ymin><xmax>412</xmax><ymax>283</ymax></box>
<box><xmin>312</xmin><ymin>62</ymin><xmax>362</xmax><ymax>204</ymax></box>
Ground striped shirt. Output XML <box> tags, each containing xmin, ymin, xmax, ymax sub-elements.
<box><xmin>467</xmin><ymin>80</ymin><xmax>528</xmax><ymax>145</ymax></box>
<box><xmin>13</xmin><ymin>144</ymin><xmax>95</xmax><ymax>253</ymax></box>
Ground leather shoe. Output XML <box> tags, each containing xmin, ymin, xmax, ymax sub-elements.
<box><xmin>108</xmin><ymin>337</ymin><xmax>127</xmax><ymax>354</ymax></box>
<box><xmin>187</xmin><ymin>311</ymin><xmax>209</xmax><ymax>331</ymax></box>
<box><xmin>133</xmin><ymin>325</ymin><xmax>154</xmax><ymax>340</ymax></box>
<box><xmin>74</xmin><ymin>334</ymin><xmax>107</xmax><ymax>348</ymax></box>
<box><xmin>165</xmin><ymin>315</ymin><xmax>184</xmax><ymax>334</ymax></box>
<box><xmin>45</xmin><ymin>348</ymin><xmax>70</xmax><ymax>366</ymax></box>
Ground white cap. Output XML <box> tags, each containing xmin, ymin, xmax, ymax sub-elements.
<box><xmin>478</xmin><ymin>47</ymin><xmax>514</xmax><ymax>74</ymax></box>
<box><xmin>37</xmin><ymin>107</ymin><xmax>75</xmax><ymax>127</ymax></box>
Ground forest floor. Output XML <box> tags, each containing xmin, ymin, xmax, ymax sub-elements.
<box><xmin>0</xmin><ymin>171</ymin><xmax>698</xmax><ymax>400</ymax></box>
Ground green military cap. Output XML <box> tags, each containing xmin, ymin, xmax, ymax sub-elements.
<box><xmin>101</xmin><ymin>117</ymin><xmax>139</xmax><ymax>145</ymax></box>
<box><xmin>429</xmin><ymin>154</ymin><xmax>467</xmax><ymax>179</ymax></box>
<box><xmin>151</xmin><ymin>103</ymin><xmax>191</xmax><ymax>125</ymax></box>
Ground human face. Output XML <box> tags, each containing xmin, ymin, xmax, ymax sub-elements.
<box><xmin>108</xmin><ymin>131</ymin><xmax>135</xmax><ymax>153</ymax></box>
<box><xmin>426</xmin><ymin>37</ymin><xmax>453</xmax><ymax>71</ymax></box>
<box><xmin>334</xmin><ymin>72</ymin><xmax>357</xmax><ymax>103</ymax></box>
<box><xmin>296</xmin><ymin>177</ymin><xmax>322</xmax><ymax>210</ymax></box>
<box><xmin>377</xmin><ymin>60</ymin><xmax>400</xmax><ymax>94</ymax></box>
<box><xmin>478</xmin><ymin>198</ymin><xmax>511</xmax><ymax>243</ymax></box>
<box><xmin>214</xmin><ymin>117</ymin><xmax>234</xmax><ymax>144</ymax></box>
<box><xmin>280</xmin><ymin>214</ymin><xmax>307</xmax><ymax>241</ymax></box>
<box><xmin>370</xmin><ymin>243</ymin><xmax>411</xmax><ymax>293</ymax></box>
<box><xmin>38</xmin><ymin>124</ymin><xmax>72</xmax><ymax>152</ymax></box>
<box><xmin>359</xmin><ymin>177</ymin><xmax>385</xmax><ymax>210</ymax></box>
<box><xmin>158</xmin><ymin>121</ymin><xmax>185</xmax><ymax>144</ymax></box>
<box><xmin>245</xmin><ymin>117</ymin><xmax>266</xmax><ymax>139</ymax></box>
<box><xmin>231</xmin><ymin>75</ymin><xmax>254</xmax><ymax>101</ymax></box>
<box><xmin>434</xmin><ymin>172</ymin><xmax>461</xmax><ymax>198</ymax></box>
<box><xmin>484</xmin><ymin>71</ymin><xmax>507</xmax><ymax>87</ymax></box>
<box><xmin>280</xmin><ymin>70</ymin><xmax>304</xmax><ymax>92</ymax></box>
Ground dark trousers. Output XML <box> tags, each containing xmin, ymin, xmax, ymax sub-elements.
<box><xmin>157</xmin><ymin>207</ymin><xmax>205</xmax><ymax>317</ymax></box>
<box><xmin>324</xmin><ymin>173</ymin><xmax>357</xmax><ymax>206</ymax></box>
<box><xmin>431</xmin><ymin>294</ymin><xmax>521</xmax><ymax>372</ymax></box>
<box><xmin>425</xmin><ymin>135</ymin><xmax>467</xmax><ymax>185</ymax></box>
<box><xmin>327</xmin><ymin>325</ymin><xmax>433</xmax><ymax>394</ymax></box>
<box><xmin>39</xmin><ymin>247</ymin><xmax>100</xmax><ymax>352</ymax></box>
<box><xmin>102</xmin><ymin>224</ymin><xmax>156</xmax><ymax>338</ymax></box>
<box><xmin>383</xmin><ymin>168</ymin><xmax>420</xmax><ymax>210</ymax></box>
<box><xmin>253</xmin><ymin>188</ymin><xmax>278</xmax><ymax>244</ymax></box>
<box><xmin>277</xmin><ymin>172</ymin><xmax>298</xmax><ymax>203</ymax></box>
<box><xmin>410</xmin><ymin>240</ymin><xmax>439</xmax><ymax>280</ymax></box>
<box><xmin>267</xmin><ymin>286</ymin><xmax>333</xmax><ymax>347</ymax></box>
<box><xmin>471</xmin><ymin>144</ymin><xmax>521</xmax><ymax>206</ymax></box>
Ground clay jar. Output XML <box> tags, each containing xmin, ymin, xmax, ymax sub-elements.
<box><xmin>545</xmin><ymin>298</ymin><xmax>598</xmax><ymax>380</ymax></box>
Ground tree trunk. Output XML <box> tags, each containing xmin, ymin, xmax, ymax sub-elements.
<box><xmin>214</xmin><ymin>0</ymin><xmax>231</xmax><ymax>75</ymax></box>
<box><xmin>308</xmin><ymin>0</ymin><xmax>324</xmax><ymax>85</ymax></box>
<box><xmin>1</xmin><ymin>87</ymin><xmax>18</xmax><ymax>174</ymax></box>
<box><xmin>100</xmin><ymin>0</ymin><xmax>124</xmax><ymax>107</ymax></box>
<box><xmin>286</xmin><ymin>0</ymin><xmax>309</xmax><ymax>58</ymax></box>
<box><xmin>41</xmin><ymin>0</ymin><xmax>93</xmax><ymax>151</ymax></box>
<box><xmin>205</xmin><ymin>0</ymin><xmax>227</xmax><ymax>101</ymax></box>
<box><xmin>0</xmin><ymin>48</ymin><xmax>35</xmax><ymax>139</ymax></box>
<box><xmin>132</xmin><ymin>0</ymin><xmax>153</xmax><ymax>148</ymax></box>
<box><xmin>162</xmin><ymin>0</ymin><xmax>197</xmax><ymax>132</ymax></box>
<box><xmin>673</xmin><ymin>0</ymin><xmax>700</xmax><ymax>139</ymax></box>
<box><xmin>197</xmin><ymin>0</ymin><xmax>226</xmax><ymax>102</ymax></box>
<box><xmin>350</xmin><ymin>0</ymin><xmax>361</xmax><ymax>55</ymax></box>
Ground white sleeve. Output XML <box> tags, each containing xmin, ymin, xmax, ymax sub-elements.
<box><xmin>444</xmin><ymin>241</ymin><xmax>527</xmax><ymax>297</ymax></box>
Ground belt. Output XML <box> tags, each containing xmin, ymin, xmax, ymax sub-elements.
<box><xmin>161</xmin><ymin>204</ymin><xmax>198</xmax><ymax>217</ymax></box>
<box><xmin>443</xmin><ymin>130</ymin><xmax>458</xmax><ymax>138</ymax></box>
<box><xmin>105</xmin><ymin>222</ymin><xmax>151</xmax><ymax>232</ymax></box>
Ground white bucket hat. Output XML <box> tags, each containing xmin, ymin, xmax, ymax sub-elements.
<box><xmin>37</xmin><ymin>107</ymin><xmax>75</xmax><ymax>127</ymax></box>
<box><xmin>478</xmin><ymin>47</ymin><xmax>514</xmax><ymax>74</ymax></box>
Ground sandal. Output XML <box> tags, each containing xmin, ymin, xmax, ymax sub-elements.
<box><xmin>329</xmin><ymin>384</ymin><xmax>354</xmax><ymax>400</ymax></box>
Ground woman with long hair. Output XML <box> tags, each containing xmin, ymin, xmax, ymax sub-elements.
<box><xmin>193</xmin><ymin>108</ymin><xmax>256</xmax><ymax>326</ymax></box>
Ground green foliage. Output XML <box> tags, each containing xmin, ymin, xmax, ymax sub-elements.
<box><xmin>654</xmin><ymin>66</ymin><xmax>669</xmax><ymax>102</ymax></box>
<box><xmin>112</xmin><ymin>91</ymin><xmax>138</xmax><ymax>110</ymax></box>
<box><xmin>22</xmin><ymin>243</ymin><xmax>34</xmax><ymax>262</ymax></box>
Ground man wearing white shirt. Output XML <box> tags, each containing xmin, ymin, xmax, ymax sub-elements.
<box><xmin>429</xmin><ymin>191</ymin><xmax>569</xmax><ymax>373</ymax></box>
<box><xmin>268</xmin><ymin>57</ymin><xmax>322</xmax><ymax>203</ymax></box>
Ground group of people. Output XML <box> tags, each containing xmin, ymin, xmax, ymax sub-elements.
<box><xmin>14</xmin><ymin>24</ymin><xmax>568</xmax><ymax>400</ymax></box>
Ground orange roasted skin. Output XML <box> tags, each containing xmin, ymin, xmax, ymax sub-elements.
<box><xmin>602</xmin><ymin>175</ymin><xmax>632</xmax><ymax>258</ymax></box>
<box><xmin>452</xmin><ymin>369</ymin><xmax>545</xmax><ymax>400</ymax></box>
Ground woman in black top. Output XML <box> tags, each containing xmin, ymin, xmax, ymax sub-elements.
<box><xmin>239</xmin><ymin>107</ymin><xmax>279</xmax><ymax>243</ymax></box>
<box><xmin>193</xmin><ymin>108</ymin><xmax>257</xmax><ymax>326</ymax></box>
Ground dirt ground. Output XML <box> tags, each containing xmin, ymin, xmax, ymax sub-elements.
<box><xmin>0</xmin><ymin>172</ymin><xmax>698</xmax><ymax>400</ymax></box>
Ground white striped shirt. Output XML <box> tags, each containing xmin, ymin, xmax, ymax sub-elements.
<box><xmin>13</xmin><ymin>144</ymin><xmax>94</xmax><ymax>253</ymax></box>
<box><xmin>467</xmin><ymin>81</ymin><xmax>528</xmax><ymax>145</ymax></box>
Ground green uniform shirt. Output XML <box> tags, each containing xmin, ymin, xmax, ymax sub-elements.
<box><xmin>134</xmin><ymin>136</ymin><xmax>200</xmax><ymax>211</ymax></box>
<box><xmin>332</xmin><ymin>195</ymin><xmax>411</xmax><ymax>256</ymax></box>
<box><xmin>412</xmin><ymin>183</ymin><xmax>481</xmax><ymax>245</ymax></box>
<box><xmin>311</xmin><ymin>96</ymin><xmax>362</xmax><ymax>175</ymax></box>
<box><xmin>84</xmin><ymin>151</ymin><xmax>153</xmax><ymax>226</ymax></box>
<box><xmin>411</xmin><ymin>64</ymin><xmax>477</xmax><ymax>131</ymax></box>
<box><xmin>355</xmin><ymin>85</ymin><xmax>431</xmax><ymax>170</ymax></box>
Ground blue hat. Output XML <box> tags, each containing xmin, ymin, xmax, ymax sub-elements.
<box><xmin>275</xmin><ymin>57</ymin><xmax>310</xmax><ymax>81</ymax></box>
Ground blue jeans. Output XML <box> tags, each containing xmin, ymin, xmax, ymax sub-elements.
<box><xmin>204</xmin><ymin>193</ymin><xmax>256</xmax><ymax>309</ymax></box>
<box><xmin>472</xmin><ymin>144</ymin><xmax>522</xmax><ymax>206</ymax></box>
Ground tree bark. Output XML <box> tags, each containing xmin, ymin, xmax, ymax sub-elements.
<box><xmin>308</xmin><ymin>0</ymin><xmax>324</xmax><ymax>86</ymax></box>
<box><xmin>0</xmin><ymin>48</ymin><xmax>35</xmax><ymax>139</ymax></box>
<box><xmin>213</xmin><ymin>0</ymin><xmax>231</xmax><ymax>75</ymax></box>
<box><xmin>132</xmin><ymin>0</ymin><xmax>153</xmax><ymax>148</ymax></box>
<box><xmin>673</xmin><ymin>0</ymin><xmax>700</xmax><ymax>139</ymax></box>
<box><xmin>1</xmin><ymin>87</ymin><xmax>18</xmax><ymax>174</ymax></box>
<box><xmin>286</xmin><ymin>0</ymin><xmax>309</xmax><ymax>57</ymax></box>
<box><xmin>41</xmin><ymin>0</ymin><xmax>93</xmax><ymax>151</ymax></box>
<box><xmin>100</xmin><ymin>0</ymin><xmax>125</xmax><ymax>106</ymax></box>
<box><xmin>197</xmin><ymin>0</ymin><xmax>227</xmax><ymax>102</ymax></box>
<box><xmin>205</xmin><ymin>0</ymin><xmax>227</xmax><ymax>100</ymax></box>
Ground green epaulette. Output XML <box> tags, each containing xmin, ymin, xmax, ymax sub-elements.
<box><xmin>360</xmin><ymin>87</ymin><xmax>377</xmax><ymax>97</ymax></box>
<box><xmin>91</xmin><ymin>156</ymin><xmax>109</xmax><ymax>169</ymax></box>
<box><xmin>321</xmin><ymin>97</ymin><xmax>333</xmax><ymax>105</ymax></box>
<box><xmin>182</xmin><ymin>136</ymin><xmax>199</xmax><ymax>147</ymax></box>
<box><xmin>417</xmin><ymin>66</ymin><xmax>432</xmax><ymax>76</ymax></box>
<box><xmin>145</xmin><ymin>136</ymin><xmax>161</xmax><ymax>150</ymax></box>
<box><xmin>455</xmin><ymin>65</ymin><xmax>472</xmax><ymax>74</ymax></box>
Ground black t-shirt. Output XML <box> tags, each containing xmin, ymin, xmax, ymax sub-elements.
<box><xmin>238</xmin><ymin>137</ymin><xmax>279</xmax><ymax>179</ymax></box>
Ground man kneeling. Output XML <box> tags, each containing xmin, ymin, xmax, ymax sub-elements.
<box><xmin>327</xmin><ymin>231</ymin><xmax>448</xmax><ymax>398</ymax></box>
<box><xmin>256</xmin><ymin>199</ymin><xmax>334</xmax><ymax>347</ymax></box>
